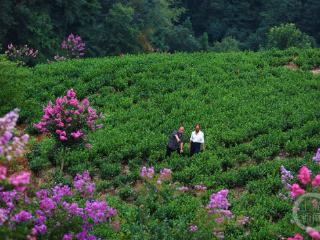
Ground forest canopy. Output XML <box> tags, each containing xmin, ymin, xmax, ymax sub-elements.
<box><xmin>1</xmin><ymin>0</ymin><xmax>319</xmax><ymax>60</ymax></box>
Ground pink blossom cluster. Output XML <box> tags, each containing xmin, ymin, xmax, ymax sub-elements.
<box><xmin>0</xmin><ymin>109</ymin><xmax>29</xmax><ymax>161</ymax></box>
<box><xmin>288</xmin><ymin>166</ymin><xmax>320</xmax><ymax>199</ymax></box>
<box><xmin>140</xmin><ymin>166</ymin><xmax>155</xmax><ymax>179</ymax></box>
<box><xmin>288</xmin><ymin>234</ymin><xmax>304</xmax><ymax>240</ymax></box>
<box><xmin>0</xmin><ymin>170</ymin><xmax>116</xmax><ymax>239</ymax></box>
<box><xmin>61</xmin><ymin>33</ymin><xmax>85</xmax><ymax>58</ymax></box>
<box><xmin>5</xmin><ymin>44</ymin><xmax>38</xmax><ymax>60</ymax></box>
<box><xmin>207</xmin><ymin>189</ymin><xmax>233</xmax><ymax>224</ymax></box>
<box><xmin>0</xmin><ymin>165</ymin><xmax>30</xmax><ymax>192</ymax></box>
<box><xmin>34</xmin><ymin>89</ymin><xmax>103</xmax><ymax>145</ymax></box>
<box><xmin>159</xmin><ymin>168</ymin><xmax>172</xmax><ymax>181</ymax></box>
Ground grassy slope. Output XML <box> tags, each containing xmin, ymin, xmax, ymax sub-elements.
<box><xmin>2</xmin><ymin>48</ymin><xmax>320</xmax><ymax>239</ymax></box>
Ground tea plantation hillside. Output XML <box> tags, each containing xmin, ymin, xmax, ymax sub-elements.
<box><xmin>2</xmin><ymin>49</ymin><xmax>320</xmax><ymax>239</ymax></box>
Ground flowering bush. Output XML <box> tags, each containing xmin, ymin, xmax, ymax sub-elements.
<box><xmin>54</xmin><ymin>34</ymin><xmax>85</xmax><ymax>61</ymax></box>
<box><xmin>5</xmin><ymin>43</ymin><xmax>38</xmax><ymax>66</ymax></box>
<box><xmin>34</xmin><ymin>89</ymin><xmax>103</xmax><ymax>146</ymax></box>
<box><xmin>0</xmin><ymin>109</ymin><xmax>29</xmax><ymax>162</ymax></box>
<box><xmin>281</xmin><ymin>160</ymin><xmax>320</xmax><ymax>239</ymax></box>
<box><xmin>138</xmin><ymin>166</ymin><xmax>248</xmax><ymax>238</ymax></box>
<box><xmin>0</xmin><ymin>169</ymin><xmax>117</xmax><ymax>239</ymax></box>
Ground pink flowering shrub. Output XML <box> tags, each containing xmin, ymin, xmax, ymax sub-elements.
<box><xmin>0</xmin><ymin>109</ymin><xmax>29</xmax><ymax>162</ymax></box>
<box><xmin>5</xmin><ymin>43</ymin><xmax>38</xmax><ymax>66</ymax></box>
<box><xmin>34</xmin><ymin>89</ymin><xmax>103</xmax><ymax>147</ymax></box>
<box><xmin>54</xmin><ymin>34</ymin><xmax>85</xmax><ymax>61</ymax></box>
<box><xmin>0</xmin><ymin>169</ymin><xmax>117</xmax><ymax>239</ymax></box>
<box><xmin>281</xmin><ymin>164</ymin><xmax>320</xmax><ymax>239</ymax></box>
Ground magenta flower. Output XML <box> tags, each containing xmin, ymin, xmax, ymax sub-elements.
<box><xmin>312</xmin><ymin>175</ymin><xmax>320</xmax><ymax>188</ymax></box>
<box><xmin>9</xmin><ymin>171</ymin><xmax>31</xmax><ymax>192</ymax></box>
<box><xmin>287</xmin><ymin>234</ymin><xmax>304</xmax><ymax>240</ymax></box>
<box><xmin>291</xmin><ymin>184</ymin><xmax>305</xmax><ymax>198</ymax></box>
<box><xmin>298</xmin><ymin>166</ymin><xmax>311</xmax><ymax>185</ymax></box>
<box><xmin>71</xmin><ymin>130</ymin><xmax>83</xmax><ymax>139</ymax></box>
<box><xmin>307</xmin><ymin>227</ymin><xmax>320</xmax><ymax>239</ymax></box>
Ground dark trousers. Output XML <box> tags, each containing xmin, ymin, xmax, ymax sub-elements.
<box><xmin>190</xmin><ymin>142</ymin><xmax>201</xmax><ymax>156</ymax></box>
<box><xmin>166</xmin><ymin>145</ymin><xmax>180</xmax><ymax>157</ymax></box>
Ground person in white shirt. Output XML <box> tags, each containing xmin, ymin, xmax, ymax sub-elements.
<box><xmin>189</xmin><ymin>124</ymin><xmax>204</xmax><ymax>156</ymax></box>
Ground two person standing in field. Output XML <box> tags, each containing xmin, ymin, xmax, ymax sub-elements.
<box><xmin>166</xmin><ymin>124</ymin><xmax>204</xmax><ymax>157</ymax></box>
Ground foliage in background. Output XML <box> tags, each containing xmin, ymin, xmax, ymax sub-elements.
<box><xmin>265</xmin><ymin>23</ymin><xmax>315</xmax><ymax>50</ymax></box>
<box><xmin>5</xmin><ymin>44</ymin><xmax>38</xmax><ymax>66</ymax></box>
<box><xmin>1</xmin><ymin>0</ymin><xmax>320</xmax><ymax>60</ymax></box>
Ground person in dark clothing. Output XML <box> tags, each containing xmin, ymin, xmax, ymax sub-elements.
<box><xmin>166</xmin><ymin>126</ymin><xmax>185</xmax><ymax>157</ymax></box>
<box><xmin>189</xmin><ymin>124</ymin><xmax>205</xmax><ymax>156</ymax></box>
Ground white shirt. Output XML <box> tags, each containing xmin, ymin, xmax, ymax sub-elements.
<box><xmin>190</xmin><ymin>130</ymin><xmax>204</xmax><ymax>143</ymax></box>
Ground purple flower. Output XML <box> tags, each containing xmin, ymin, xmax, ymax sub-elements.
<box><xmin>84</xmin><ymin>200</ymin><xmax>116</xmax><ymax>224</ymax></box>
<box><xmin>12</xmin><ymin>210</ymin><xmax>32</xmax><ymax>223</ymax></box>
<box><xmin>140</xmin><ymin>166</ymin><xmax>154</xmax><ymax>179</ymax></box>
<box><xmin>189</xmin><ymin>224</ymin><xmax>198</xmax><ymax>232</ymax></box>
<box><xmin>63</xmin><ymin>233</ymin><xmax>73</xmax><ymax>240</ymax></box>
<box><xmin>36</xmin><ymin>189</ymin><xmax>49</xmax><ymax>200</ymax></box>
<box><xmin>52</xmin><ymin>185</ymin><xmax>73</xmax><ymax>202</ymax></box>
<box><xmin>40</xmin><ymin>198</ymin><xmax>56</xmax><ymax>214</ymax></box>
<box><xmin>0</xmin><ymin>109</ymin><xmax>29</xmax><ymax>161</ymax></box>
<box><xmin>0</xmin><ymin>208</ymin><xmax>8</xmax><ymax>225</ymax></box>
<box><xmin>74</xmin><ymin>171</ymin><xmax>95</xmax><ymax>197</ymax></box>
<box><xmin>63</xmin><ymin>202</ymin><xmax>84</xmax><ymax>217</ymax></box>
<box><xmin>313</xmin><ymin>148</ymin><xmax>320</xmax><ymax>164</ymax></box>
<box><xmin>34</xmin><ymin>224</ymin><xmax>47</xmax><ymax>235</ymax></box>
<box><xmin>207</xmin><ymin>189</ymin><xmax>230</xmax><ymax>211</ymax></box>
<box><xmin>280</xmin><ymin>165</ymin><xmax>293</xmax><ymax>190</ymax></box>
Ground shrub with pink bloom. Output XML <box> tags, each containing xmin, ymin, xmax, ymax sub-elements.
<box><xmin>140</xmin><ymin>166</ymin><xmax>155</xmax><ymax>179</ymax></box>
<box><xmin>54</xmin><ymin>33</ymin><xmax>85</xmax><ymax>61</ymax></box>
<box><xmin>298</xmin><ymin>166</ymin><xmax>311</xmax><ymax>185</ymax></box>
<box><xmin>307</xmin><ymin>227</ymin><xmax>320</xmax><ymax>240</ymax></box>
<box><xmin>5</xmin><ymin>43</ymin><xmax>38</xmax><ymax>66</ymax></box>
<box><xmin>34</xmin><ymin>89</ymin><xmax>102</xmax><ymax>146</ymax></box>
